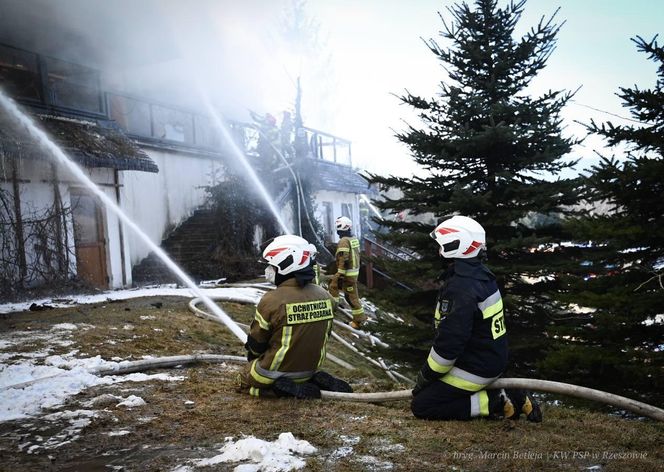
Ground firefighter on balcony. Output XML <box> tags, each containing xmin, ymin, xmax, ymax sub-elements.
<box><xmin>411</xmin><ymin>216</ymin><xmax>542</xmax><ymax>422</ymax></box>
<box><xmin>329</xmin><ymin>216</ymin><xmax>367</xmax><ymax>329</ymax></box>
<box><xmin>238</xmin><ymin>235</ymin><xmax>353</xmax><ymax>399</ymax></box>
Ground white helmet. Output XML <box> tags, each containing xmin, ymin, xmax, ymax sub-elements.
<box><xmin>261</xmin><ymin>235</ymin><xmax>317</xmax><ymax>275</ymax></box>
<box><xmin>335</xmin><ymin>216</ymin><xmax>352</xmax><ymax>231</ymax></box>
<box><xmin>430</xmin><ymin>215</ymin><xmax>486</xmax><ymax>259</ymax></box>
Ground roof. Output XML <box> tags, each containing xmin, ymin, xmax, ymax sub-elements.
<box><xmin>306</xmin><ymin>159</ymin><xmax>374</xmax><ymax>195</ymax></box>
<box><xmin>0</xmin><ymin>109</ymin><xmax>158</xmax><ymax>173</ymax></box>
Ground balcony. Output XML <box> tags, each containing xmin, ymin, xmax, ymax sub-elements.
<box><xmin>1</xmin><ymin>42</ymin><xmax>352</xmax><ymax>166</ymax></box>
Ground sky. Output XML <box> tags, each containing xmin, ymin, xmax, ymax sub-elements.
<box><xmin>0</xmin><ymin>0</ymin><xmax>661</xmax><ymax>178</ymax></box>
<box><xmin>306</xmin><ymin>0</ymin><xmax>663</xmax><ymax>177</ymax></box>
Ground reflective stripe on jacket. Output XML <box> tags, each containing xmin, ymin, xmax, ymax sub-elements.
<box><xmin>423</xmin><ymin>258</ymin><xmax>508</xmax><ymax>389</ymax></box>
<box><xmin>336</xmin><ymin>236</ymin><xmax>361</xmax><ymax>278</ymax></box>
<box><xmin>247</xmin><ymin>278</ymin><xmax>335</xmax><ymax>385</ymax></box>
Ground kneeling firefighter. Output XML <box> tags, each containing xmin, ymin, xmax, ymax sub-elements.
<box><xmin>411</xmin><ymin>216</ymin><xmax>542</xmax><ymax>422</ymax></box>
<box><xmin>238</xmin><ymin>235</ymin><xmax>353</xmax><ymax>399</ymax></box>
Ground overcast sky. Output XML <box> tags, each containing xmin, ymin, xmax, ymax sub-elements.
<box><xmin>303</xmin><ymin>0</ymin><xmax>663</xmax><ymax>177</ymax></box>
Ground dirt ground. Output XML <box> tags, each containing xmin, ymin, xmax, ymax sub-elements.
<box><xmin>0</xmin><ymin>296</ymin><xmax>662</xmax><ymax>471</ymax></box>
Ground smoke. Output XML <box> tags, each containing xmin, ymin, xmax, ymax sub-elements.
<box><xmin>0</xmin><ymin>0</ymin><xmax>333</xmax><ymax>124</ymax></box>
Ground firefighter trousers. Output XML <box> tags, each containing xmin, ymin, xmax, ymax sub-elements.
<box><xmin>329</xmin><ymin>276</ymin><xmax>366</xmax><ymax>324</ymax></box>
<box><xmin>411</xmin><ymin>380</ymin><xmax>500</xmax><ymax>420</ymax></box>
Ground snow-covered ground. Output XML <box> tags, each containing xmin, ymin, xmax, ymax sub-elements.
<box><xmin>0</xmin><ymin>285</ymin><xmax>264</xmax><ymax>314</ymax></box>
<box><xmin>0</xmin><ymin>285</ymin><xmax>405</xmax><ymax>471</ymax></box>
<box><xmin>0</xmin><ymin>286</ymin><xmax>264</xmax><ymax>423</ymax></box>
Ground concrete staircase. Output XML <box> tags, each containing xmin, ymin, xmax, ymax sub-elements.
<box><xmin>131</xmin><ymin>209</ymin><xmax>222</xmax><ymax>285</ymax></box>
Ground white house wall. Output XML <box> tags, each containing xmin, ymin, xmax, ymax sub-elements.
<box><xmin>313</xmin><ymin>190</ymin><xmax>361</xmax><ymax>242</ymax></box>
<box><xmin>0</xmin><ymin>158</ymin><xmax>118</xmax><ymax>287</ymax></box>
<box><xmin>121</xmin><ymin>148</ymin><xmax>224</xmax><ymax>268</ymax></box>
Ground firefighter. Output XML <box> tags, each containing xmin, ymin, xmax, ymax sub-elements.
<box><xmin>411</xmin><ymin>216</ymin><xmax>542</xmax><ymax>422</ymax></box>
<box><xmin>238</xmin><ymin>235</ymin><xmax>352</xmax><ymax>399</ymax></box>
<box><xmin>329</xmin><ymin>216</ymin><xmax>367</xmax><ymax>329</ymax></box>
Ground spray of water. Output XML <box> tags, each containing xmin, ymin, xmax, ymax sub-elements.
<box><xmin>202</xmin><ymin>101</ymin><xmax>291</xmax><ymax>235</ymax></box>
<box><xmin>0</xmin><ymin>89</ymin><xmax>248</xmax><ymax>343</ymax></box>
<box><xmin>360</xmin><ymin>194</ymin><xmax>383</xmax><ymax>220</ymax></box>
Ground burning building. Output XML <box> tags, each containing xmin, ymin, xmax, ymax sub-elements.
<box><xmin>0</xmin><ymin>0</ymin><xmax>372</xmax><ymax>296</ymax></box>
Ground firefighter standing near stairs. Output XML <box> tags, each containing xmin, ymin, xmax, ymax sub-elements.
<box><xmin>238</xmin><ymin>235</ymin><xmax>353</xmax><ymax>399</ymax></box>
<box><xmin>329</xmin><ymin>216</ymin><xmax>367</xmax><ymax>329</ymax></box>
<box><xmin>411</xmin><ymin>216</ymin><xmax>542</xmax><ymax>422</ymax></box>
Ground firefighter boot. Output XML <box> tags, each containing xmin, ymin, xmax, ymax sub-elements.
<box><xmin>310</xmin><ymin>371</ymin><xmax>353</xmax><ymax>393</ymax></box>
<box><xmin>273</xmin><ymin>377</ymin><xmax>321</xmax><ymax>399</ymax></box>
<box><xmin>500</xmin><ymin>389</ymin><xmax>543</xmax><ymax>422</ymax></box>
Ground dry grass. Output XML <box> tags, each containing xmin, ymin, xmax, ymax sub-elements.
<box><xmin>0</xmin><ymin>296</ymin><xmax>662</xmax><ymax>471</ymax></box>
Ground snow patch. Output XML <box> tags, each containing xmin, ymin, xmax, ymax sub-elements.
<box><xmin>107</xmin><ymin>430</ymin><xmax>131</xmax><ymax>436</ymax></box>
<box><xmin>195</xmin><ymin>432</ymin><xmax>316</xmax><ymax>471</ymax></box>
<box><xmin>51</xmin><ymin>323</ymin><xmax>78</xmax><ymax>331</ymax></box>
<box><xmin>21</xmin><ymin>409</ymin><xmax>98</xmax><ymax>453</ymax></box>
<box><xmin>116</xmin><ymin>395</ymin><xmax>146</xmax><ymax>408</ymax></box>
<box><xmin>0</xmin><ymin>286</ymin><xmax>264</xmax><ymax>314</ymax></box>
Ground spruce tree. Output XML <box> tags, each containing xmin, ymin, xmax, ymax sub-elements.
<box><xmin>368</xmin><ymin>0</ymin><xmax>581</xmax><ymax>374</ymax></box>
<box><xmin>545</xmin><ymin>36</ymin><xmax>664</xmax><ymax>403</ymax></box>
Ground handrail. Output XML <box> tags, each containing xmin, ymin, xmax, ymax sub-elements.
<box><xmin>364</xmin><ymin>236</ymin><xmax>414</xmax><ymax>262</ymax></box>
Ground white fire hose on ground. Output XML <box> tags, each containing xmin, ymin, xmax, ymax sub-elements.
<box><xmin>185</xmin><ymin>293</ymin><xmax>664</xmax><ymax>421</ymax></box>
<box><xmin>90</xmin><ymin>354</ymin><xmax>664</xmax><ymax>421</ymax></box>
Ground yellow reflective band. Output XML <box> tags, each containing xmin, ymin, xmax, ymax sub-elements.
<box><xmin>441</xmin><ymin>375</ymin><xmax>485</xmax><ymax>392</ymax></box>
<box><xmin>479</xmin><ymin>390</ymin><xmax>490</xmax><ymax>416</ymax></box>
<box><xmin>350</xmin><ymin>238</ymin><xmax>360</xmax><ymax>248</ymax></box>
<box><xmin>270</xmin><ymin>326</ymin><xmax>293</xmax><ymax>370</ymax></box>
<box><xmin>285</xmin><ymin>300</ymin><xmax>333</xmax><ymax>325</ymax></box>
<box><xmin>482</xmin><ymin>299</ymin><xmax>503</xmax><ymax>319</ymax></box>
<box><xmin>254</xmin><ymin>310</ymin><xmax>270</xmax><ymax>330</ymax></box>
<box><xmin>351</xmin><ymin>307</ymin><xmax>364</xmax><ymax>315</ymax></box>
<box><xmin>250</xmin><ymin>360</ymin><xmax>273</xmax><ymax>385</ymax></box>
<box><xmin>317</xmin><ymin>320</ymin><xmax>332</xmax><ymax>369</ymax></box>
<box><xmin>491</xmin><ymin>311</ymin><xmax>507</xmax><ymax>339</ymax></box>
<box><xmin>336</xmin><ymin>247</ymin><xmax>350</xmax><ymax>253</ymax></box>
<box><xmin>337</xmin><ymin>268</ymin><xmax>347</xmax><ymax>274</ymax></box>
<box><xmin>427</xmin><ymin>355</ymin><xmax>453</xmax><ymax>374</ymax></box>
<box><xmin>343</xmin><ymin>269</ymin><xmax>359</xmax><ymax>277</ymax></box>
<box><xmin>249</xmin><ymin>387</ymin><xmax>261</xmax><ymax>397</ymax></box>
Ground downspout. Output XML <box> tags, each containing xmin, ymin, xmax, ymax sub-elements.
<box><xmin>114</xmin><ymin>169</ymin><xmax>127</xmax><ymax>286</ymax></box>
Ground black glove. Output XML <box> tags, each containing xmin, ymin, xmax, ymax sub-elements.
<box><xmin>246</xmin><ymin>350</ymin><xmax>259</xmax><ymax>361</ymax></box>
<box><xmin>412</xmin><ymin>370</ymin><xmax>433</xmax><ymax>396</ymax></box>
<box><xmin>245</xmin><ymin>338</ymin><xmax>266</xmax><ymax>362</ymax></box>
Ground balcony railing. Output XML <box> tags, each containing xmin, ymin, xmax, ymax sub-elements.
<box><xmin>1</xmin><ymin>42</ymin><xmax>352</xmax><ymax>163</ymax></box>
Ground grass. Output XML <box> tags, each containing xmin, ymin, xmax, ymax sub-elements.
<box><xmin>0</xmin><ymin>295</ymin><xmax>662</xmax><ymax>471</ymax></box>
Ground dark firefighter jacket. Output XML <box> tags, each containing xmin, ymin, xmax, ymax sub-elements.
<box><xmin>335</xmin><ymin>236</ymin><xmax>361</xmax><ymax>280</ymax></box>
<box><xmin>245</xmin><ymin>278</ymin><xmax>335</xmax><ymax>388</ymax></box>
<box><xmin>420</xmin><ymin>258</ymin><xmax>508</xmax><ymax>392</ymax></box>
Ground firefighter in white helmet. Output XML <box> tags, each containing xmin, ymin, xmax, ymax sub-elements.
<box><xmin>238</xmin><ymin>235</ymin><xmax>352</xmax><ymax>399</ymax></box>
<box><xmin>329</xmin><ymin>216</ymin><xmax>367</xmax><ymax>329</ymax></box>
<box><xmin>411</xmin><ymin>215</ymin><xmax>542</xmax><ymax>422</ymax></box>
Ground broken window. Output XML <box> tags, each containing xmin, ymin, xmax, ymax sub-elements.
<box><xmin>108</xmin><ymin>94</ymin><xmax>152</xmax><ymax>137</ymax></box>
<box><xmin>152</xmin><ymin>105</ymin><xmax>194</xmax><ymax>144</ymax></box>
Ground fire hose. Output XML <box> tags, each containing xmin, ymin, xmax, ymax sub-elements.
<box><xmin>185</xmin><ymin>294</ymin><xmax>664</xmax><ymax>421</ymax></box>
<box><xmin>91</xmin><ymin>354</ymin><xmax>664</xmax><ymax>421</ymax></box>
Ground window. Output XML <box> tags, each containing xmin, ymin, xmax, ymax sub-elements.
<box><xmin>323</xmin><ymin>202</ymin><xmax>334</xmax><ymax>240</ymax></box>
<box><xmin>341</xmin><ymin>203</ymin><xmax>352</xmax><ymax>220</ymax></box>
<box><xmin>44</xmin><ymin>57</ymin><xmax>102</xmax><ymax>114</ymax></box>
<box><xmin>194</xmin><ymin>114</ymin><xmax>222</xmax><ymax>149</ymax></box>
<box><xmin>0</xmin><ymin>44</ymin><xmax>42</xmax><ymax>101</ymax></box>
<box><xmin>152</xmin><ymin>104</ymin><xmax>194</xmax><ymax>144</ymax></box>
<box><xmin>108</xmin><ymin>94</ymin><xmax>152</xmax><ymax>137</ymax></box>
